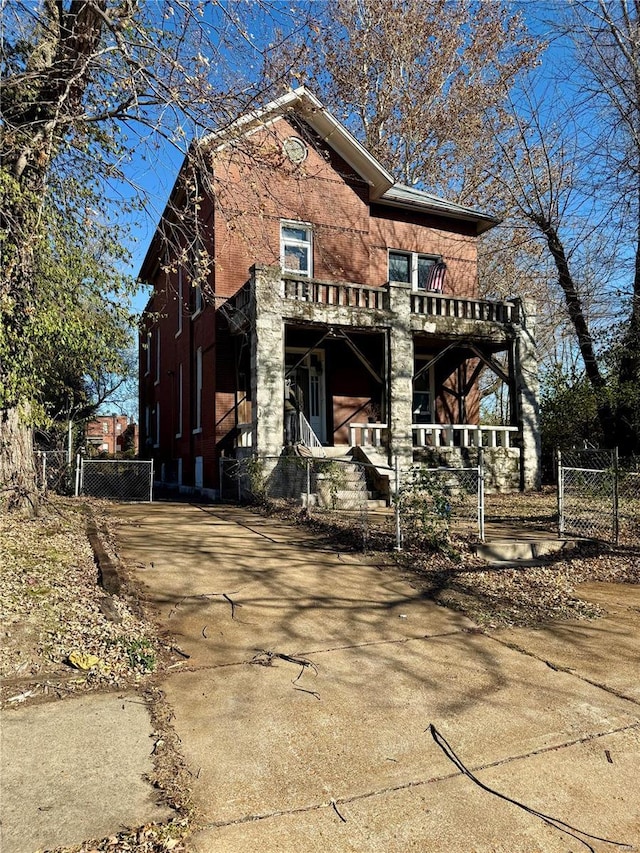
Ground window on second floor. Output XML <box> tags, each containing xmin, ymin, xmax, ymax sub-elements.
<box><xmin>281</xmin><ymin>222</ymin><xmax>313</xmax><ymax>278</ymax></box>
<box><xmin>176</xmin><ymin>267</ymin><xmax>183</xmax><ymax>336</ymax></box>
<box><xmin>155</xmin><ymin>328</ymin><xmax>161</xmax><ymax>385</ymax></box>
<box><xmin>194</xmin><ymin>347</ymin><xmax>203</xmax><ymax>432</ymax></box>
<box><xmin>389</xmin><ymin>251</ymin><xmax>441</xmax><ymax>290</ymax></box>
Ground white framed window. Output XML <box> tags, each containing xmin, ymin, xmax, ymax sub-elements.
<box><xmin>154</xmin><ymin>328</ymin><xmax>161</xmax><ymax>385</ymax></box>
<box><xmin>190</xmin><ymin>237</ymin><xmax>205</xmax><ymax>317</ymax></box>
<box><xmin>281</xmin><ymin>221</ymin><xmax>313</xmax><ymax>277</ymax></box>
<box><xmin>195</xmin><ymin>456</ymin><xmax>204</xmax><ymax>489</ymax></box>
<box><xmin>145</xmin><ymin>331</ymin><xmax>151</xmax><ymax>375</ymax></box>
<box><xmin>389</xmin><ymin>250</ymin><xmax>440</xmax><ymax>290</ymax></box>
<box><xmin>176</xmin><ymin>363</ymin><xmax>183</xmax><ymax>438</ymax></box>
<box><xmin>176</xmin><ymin>267</ymin><xmax>183</xmax><ymax>336</ymax></box>
<box><xmin>413</xmin><ymin>360</ymin><xmax>435</xmax><ymax>423</ymax></box>
<box><xmin>154</xmin><ymin>402</ymin><xmax>160</xmax><ymax>447</ymax></box>
<box><xmin>194</xmin><ymin>282</ymin><xmax>203</xmax><ymax>314</ymax></box>
<box><xmin>193</xmin><ymin>347</ymin><xmax>202</xmax><ymax>432</ymax></box>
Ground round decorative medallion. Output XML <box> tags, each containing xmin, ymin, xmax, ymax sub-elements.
<box><xmin>283</xmin><ymin>136</ymin><xmax>308</xmax><ymax>165</ymax></box>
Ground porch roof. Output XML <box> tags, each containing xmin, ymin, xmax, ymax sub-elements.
<box><xmin>378</xmin><ymin>184</ymin><xmax>500</xmax><ymax>235</ymax></box>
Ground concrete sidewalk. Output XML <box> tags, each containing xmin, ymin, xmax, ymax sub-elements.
<box><xmin>1</xmin><ymin>692</ymin><xmax>172</xmax><ymax>852</ymax></box>
<box><xmin>111</xmin><ymin>503</ymin><xmax>640</xmax><ymax>852</ymax></box>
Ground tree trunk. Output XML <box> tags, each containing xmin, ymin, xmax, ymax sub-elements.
<box><xmin>0</xmin><ymin>405</ymin><xmax>39</xmax><ymax>516</ymax></box>
<box><xmin>533</xmin><ymin>215</ymin><xmax>618</xmax><ymax>444</ymax></box>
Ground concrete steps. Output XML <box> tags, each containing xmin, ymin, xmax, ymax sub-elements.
<box><xmin>475</xmin><ymin>537</ymin><xmax>576</xmax><ymax>566</ymax></box>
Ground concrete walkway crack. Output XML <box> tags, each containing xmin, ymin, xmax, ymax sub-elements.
<box><xmin>484</xmin><ymin>632</ymin><xmax>640</xmax><ymax>707</ymax></box>
<box><xmin>195</xmin><ymin>722</ymin><xmax>640</xmax><ymax>832</ymax></box>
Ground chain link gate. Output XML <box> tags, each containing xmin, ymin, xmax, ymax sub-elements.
<box><xmin>220</xmin><ymin>451</ymin><xmax>485</xmax><ymax>551</ymax></box>
<box><xmin>394</xmin><ymin>455</ymin><xmax>484</xmax><ymax>550</ymax></box>
<box><xmin>558</xmin><ymin>449</ymin><xmax>617</xmax><ymax>542</ymax></box>
<box><xmin>616</xmin><ymin>455</ymin><xmax>640</xmax><ymax>544</ymax></box>
<box><xmin>220</xmin><ymin>454</ymin><xmax>371</xmax><ymax>549</ymax></box>
<box><xmin>76</xmin><ymin>458</ymin><xmax>154</xmax><ymax>501</ymax></box>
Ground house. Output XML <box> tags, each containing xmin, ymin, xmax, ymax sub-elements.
<box><xmin>85</xmin><ymin>414</ymin><xmax>138</xmax><ymax>456</ymax></box>
<box><xmin>139</xmin><ymin>87</ymin><xmax>540</xmax><ymax>500</ymax></box>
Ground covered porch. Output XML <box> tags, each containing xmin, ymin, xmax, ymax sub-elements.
<box><xmin>221</xmin><ymin>264</ymin><xmax>540</xmax><ymax>491</ymax></box>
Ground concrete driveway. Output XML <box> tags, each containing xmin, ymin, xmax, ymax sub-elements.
<box><xmin>111</xmin><ymin>502</ymin><xmax>640</xmax><ymax>852</ymax></box>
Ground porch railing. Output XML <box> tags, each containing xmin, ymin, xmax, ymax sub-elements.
<box><xmin>236</xmin><ymin>422</ymin><xmax>253</xmax><ymax>447</ymax></box>
<box><xmin>283</xmin><ymin>277</ymin><xmax>388</xmax><ymax>310</ymax></box>
<box><xmin>412</xmin><ymin>424</ymin><xmax>519</xmax><ymax>449</ymax></box>
<box><xmin>298</xmin><ymin>412</ymin><xmax>325</xmax><ymax>454</ymax></box>
<box><xmin>410</xmin><ymin>292</ymin><xmax>519</xmax><ymax>323</ymax></box>
<box><xmin>348</xmin><ymin>422</ymin><xmax>388</xmax><ymax>447</ymax></box>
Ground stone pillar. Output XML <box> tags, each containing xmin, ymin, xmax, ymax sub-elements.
<box><xmin>250</xmin><ymin>265</ymin><xmax>285</xmax><ymax>459</ymax></box>
<box><xmin>387</xmin><ymin>283</ymin><xmax>414</xmax><ymax>470</ymax></box>
<box><xmin>514</xmin><ymin>298</ymin><xmax>541</xmax><ymax>490</ymax></box>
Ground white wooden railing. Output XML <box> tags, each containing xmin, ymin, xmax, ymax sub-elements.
<box><xmin>236</xmin><ymin>423</ymin><xmax>253</xmax><ymax>447</ymax></box>
<box><xmin>283</xmin><ymin>277</ymin><xmax>388</xmax><ymax>310</ymax></box>
<box><xmin>410</xmin><ymin>292</ymin><xmax>519</xmax><ymax>323</ymax></box>
<box><xmin>348</xmin><ymin>423</ymin><xmax>388</xmax><ymax>447</ymax></box>
<box><xmin>299</xmin><ymin>413</ymin><xmax>325</xmax><ymax>454</ymax></box>
<box><xmin>412</xmin><ymin>424</ymin><xmax>519</xmax><ymax>449</ymax></box>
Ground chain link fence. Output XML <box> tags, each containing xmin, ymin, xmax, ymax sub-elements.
<box><xmin>35</xmin><ymin>450</ymin><xmax>71</xmax><ymax>494</ymax></box>
<box><xmin>221</xmin><ymin>454</ymin><xmax>371</xmax><ymax>548</ymax></box>
<box><xmin>558</xmin><ymin>449</ymin><xmax>640</xmax><ymax>544</ymax></box>
<box><xmin>396</xmin><ymin>462</ymin><xmax>483</xmax><ymax>550</ymax></box>
<box><xmin>77</xmin><ymin>458</ymin><xmax>154</xmax><ymax>501</ymax></box>
<box><xmin>220</xmin><ymin>453</ymin><xmax>484</xmax><ymax>551</ymax></box>
<box><xmin>618</xmin><ymin>456</ymin><xmax>640</xmax><ymax>544</ymax></box>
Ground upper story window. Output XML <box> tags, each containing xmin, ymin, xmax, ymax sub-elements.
<box><xmin>176</xmin><ymin>266</ymin><xmax>183</xmax><ymax>336</ymax></box>
<box><xmin>281</xmin><ymin>222</ymin><xmax>313</xmax><ymax>278</ymax></box>
<box><xmin>145</xmin><ymin>331</ymin><xmax>151</xmax><ymax>375</ymax></box>
<box><xmin>389</xmin><ymin>251</ymin><xmax>443</xmax><ymax>290</ymax></box>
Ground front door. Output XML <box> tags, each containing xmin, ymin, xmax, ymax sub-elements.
<box><xmin>285</xmin><ymin>349</ymin><xmax>326</xmax><ymax>444</ymax></box>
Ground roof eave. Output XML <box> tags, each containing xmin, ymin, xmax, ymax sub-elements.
<box><xmin>200</xmin><ymin>86</ymin><xmax>395</xmax><ymax>200</ymax></box>
<box><xmin>375</xmin><ymin>194</ymin><xmax>500</xmax><ymax>235</ymax></box>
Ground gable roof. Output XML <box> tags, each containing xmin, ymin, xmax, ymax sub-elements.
<box><xmin>201</xmin><ymin>86</ymin><xmax>395</xmax><ymax>200</ymax></box>
<box><xmin>141</xmin><ymin>88</ymin><xmax>499</xmax><ymax>282</ymax></box>
<box><xmin>202</xmin><ymin>86</ymin><xmax>498</xmax><ymax>234</ymax></box>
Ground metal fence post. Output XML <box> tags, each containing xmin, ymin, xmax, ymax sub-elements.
<box><xmin>478</xmin><ymin>448</ymin><xmax>485</xmax><ymax>542</ymax></box>
<box><xmin>75</xmin><ymin>453</ymin><xmax>82</xmax><ymax>497</ymax></box>
<box><xmin>149</xmin><ymin>459</ymin><xmax>154</xmax><ymax>502</ymax></box>
<box><xmin>613</xmin><ymin>447</ymin><xmax>619</xmax><ymax>545</ymax></box>
<box><xmin>557</xmin><ymin>449</ymin><xmax>564</xmax><ymax>535</ymax></box>
<box><xmin>394</xmin><ymin>455</ymin><xmax>402</xmax><ymax>551</ymax></box>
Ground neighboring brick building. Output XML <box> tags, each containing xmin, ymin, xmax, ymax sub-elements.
<box><xmin>139</xmin><ymin>88</ymin><xmax>540</xmax><ymax>498</ymax></box>
<box><xmin>85</xmin><ymin>414</ymin><xmax>138</xmax><ymax>456</ymax></box>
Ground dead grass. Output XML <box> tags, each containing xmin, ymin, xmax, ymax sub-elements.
<box><xmin>0</xmin><ymin>497</ymin><xmax>164</xmax><ymax>705</ymax></box>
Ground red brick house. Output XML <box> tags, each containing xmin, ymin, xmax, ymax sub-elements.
<box><xmin>85</xmin><ymin>414</ymin><xmax>138</xmax><ymax>456</ymax></box>
<box><xmin>139</xmin><ymin>88</ymin><xmax>539</xmax><ymax>498</ymax></box>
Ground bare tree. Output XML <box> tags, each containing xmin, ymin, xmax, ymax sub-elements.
<box><xmin>488</xmin><ymin>1</ymin><xmax>640</xmax><ymax>450</ymax></box>
<box><xmin>266</xmin><ymin>0</ymin><xmax>540</xmax><ymax>204</ymax></box>
<box><xmin>0</xmin><ymin>0</ymin><xmax>305</xmax><ymax>511</ymax></box>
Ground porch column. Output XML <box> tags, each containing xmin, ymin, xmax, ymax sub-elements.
<box><xmin>514</xmin><ymin>298</ymin><xmax>541</xmax><ymax>490</ymax></box>
<box><xmin>388</xmin><ymin>282</ymin><xmax>414</xmax><ymax>469</ymax></box>
<box><xmin>251</xmin><ymin>265</ymin><xmax>285</xmax><ymax>459</ymax></box>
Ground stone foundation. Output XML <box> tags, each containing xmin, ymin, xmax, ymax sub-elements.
<box><xmin>413</xmin><ymin>446</ymin><xmax>521</xmax><ymax>493</ymax></box>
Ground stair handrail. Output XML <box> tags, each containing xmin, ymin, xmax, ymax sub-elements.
<box><xmin>298</xmin><ymin>412</ymin><xmax>325</xmax><ymax>455</ymax></box>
